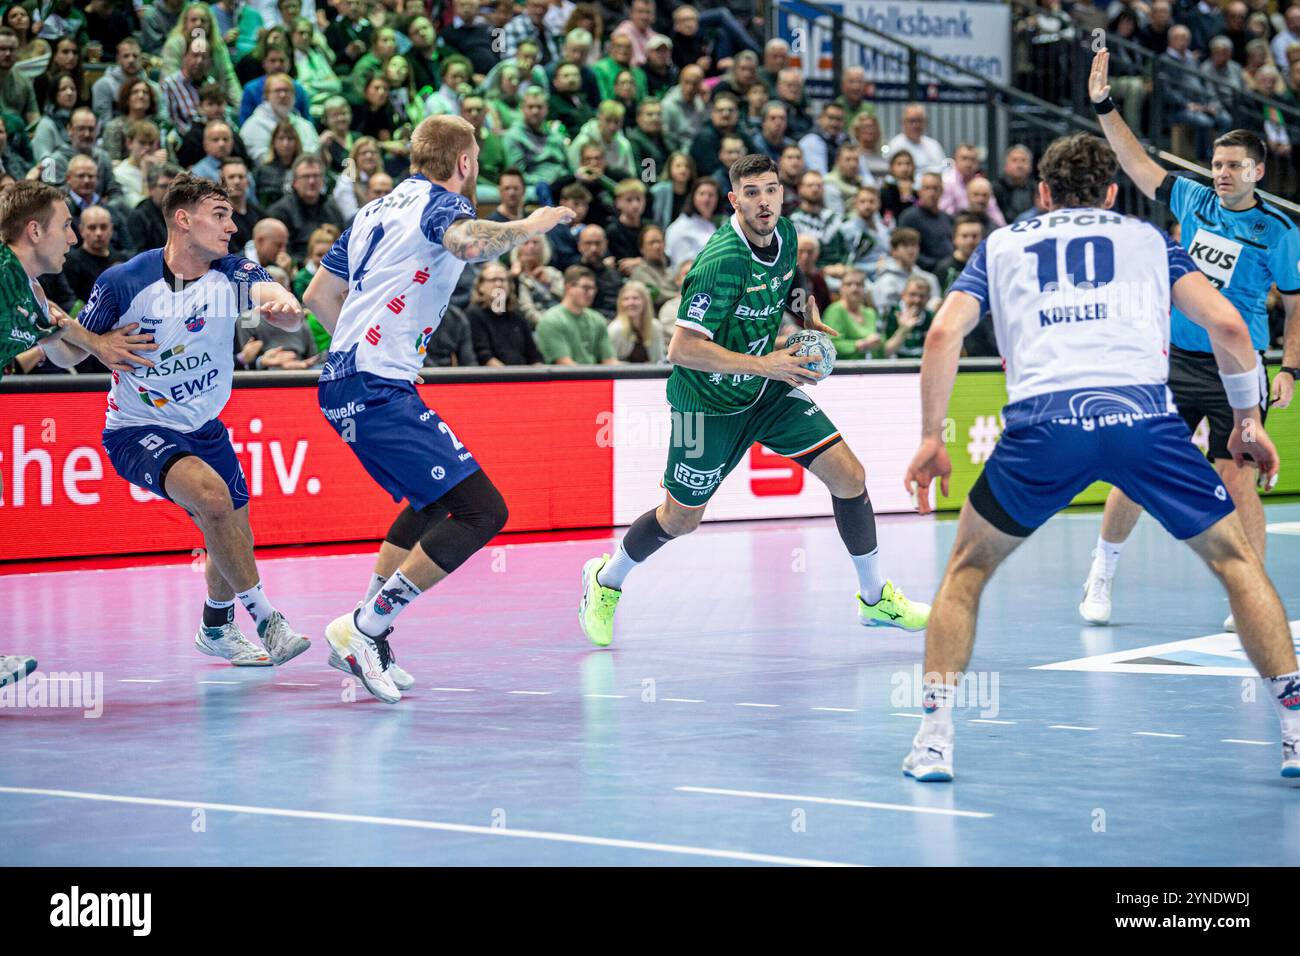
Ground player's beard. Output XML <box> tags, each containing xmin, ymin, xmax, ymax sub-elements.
<box><xmin>459</xmin><ymin>173</ymin><xmax>478</xmax><ymax>202</ymax></box>
<box><xmin>743</xmin><ymin>207</ymin><xmax>777</xmax><ymax>239</ymax></box>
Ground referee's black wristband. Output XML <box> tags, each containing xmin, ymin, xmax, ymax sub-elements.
<box><xmin>1093</xmin><ymin>96</ymin><xmax>1116</xmax><ymax>116</ymax></box>
<box><xmin>1280</xmin><ymin>366</ymin><xmax>1300</xmax><ymax>380</ymax></box>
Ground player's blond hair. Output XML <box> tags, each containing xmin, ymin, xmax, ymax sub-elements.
<box><xmin>410</xmin><ymin>115</ymin><xmax>477</xmax><ymax>182</ymax></box>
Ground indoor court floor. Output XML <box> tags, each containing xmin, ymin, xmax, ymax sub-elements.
<box><xmin>4</xmin><ymin>503</ymin><xmax>1300</xmax><ymax>867</ymax></box>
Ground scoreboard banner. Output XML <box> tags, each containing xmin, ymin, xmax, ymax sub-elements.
<box><xmin>2</xmin><ymin>367</ymin><xmax>1298</xmax><ymax>562</ymax></box>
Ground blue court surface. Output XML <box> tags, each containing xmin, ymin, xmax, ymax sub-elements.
<box><xmin>3</xmin><ymin>502</ymin><xmax>1300</xmax><ymax>867</ymax></box>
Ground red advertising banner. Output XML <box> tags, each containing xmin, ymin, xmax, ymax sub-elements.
<box><xmin>0</xmin><ymin>381</ymin><xmax>615</xmax><ymax>561</ymax></box>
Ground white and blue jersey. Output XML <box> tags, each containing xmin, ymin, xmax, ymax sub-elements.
<box><xmin>318</xmin><ymin>174</ymin><xmax>475</xmax><ymax>383</ymax></box>
<box><xmin>1160</xmin><ymin>175</ymin><xmax>1300</xmax><ymax>353</ymax></box>
<box><xmin>80</xmin><ymin>249</ymin><xmax>273</xmax><ymax>432</ymax></box>
<box><xmin>952</xmin><ymin>207</ymin><xmax>1232</xmax><ymax>540</ymax></box>
<box><xmin>316</xmin><ymin>174</ymin><xmax>482</xmax><ymax>510</ymax></box>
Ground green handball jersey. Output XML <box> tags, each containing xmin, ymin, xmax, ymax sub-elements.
<box><xmin>0</xmin><ymin>243</ymin><xmax>55</xmax><ymax>377</ymax></box>
<box><xmin>667</xmin><ymin>216</ymin><xmax>799</xmax><ymax>414</ymax></box>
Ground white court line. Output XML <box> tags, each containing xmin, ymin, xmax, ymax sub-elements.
<box><xmin>0</xmin><ymin>786</ymin><xmax>857</xmax><ymax>868</ymax></box>
<box><xmin>736</xmin><ymin>702</ymin><xmax>779</xmax><ymax>708</ymax></box>
<box><xmin>812</xmin><ymin>707</ymin><xmax>857</xmax><ymax>713</ymax></box>
<box><xmin>1049</xmin><ymin>724</ymin><xmax>1097</xmax><ymax>731</ymax></box>
<box><xmin>584</xmin><ymin>694</ymin><xmax>627</xmax><ymax>699</ymax></box>
<box><xmin>507</xmin><ymin>690</ymin><xmax>553</xmax><ymax>696</ymax></box>
<box><xmin>276</xmin><ymin>683</ymin><xmax>319</xmax><ymax>688</ymax></box>
<box><xmin>431</xmin><ymin>687</ymin><xmax>476</xmax><ymax>693</ymax></box>
<box><xmin>662</xmin><ymin>698</ymin><xmax>704</xmax><ymax>703</ymax></box>
<box><xmin>41</xmin><ymin>677</ymin><xmax>81</xmax><ymax>682</ymax></box>
<box><xmin>890</xmin><ymin>712</ymin><xmax>923</xmax><ymax>719</ymax></box>
<box><xmin>1133</xmin><ymin>731</ymin><xmax>1185</xmax><ymax>739</ymax></box>
<box><xmin>969</xmin><ymin>719</ymin><xmax>1015</xmax><ymax>725</ymax></box>
<box><xmin>198</xmin><ymin>681</ymin><xmax>240</xmax><ymax>685</ymax></box>
<box><xmin>118</xmin><ymin>679</ymin><xmax>164</xmax><ymax>684</ymax></box>
<box><xmin>1222</xmin><ymin>738</ymin><xmax>1272</xmax><ymax>746</ymax></box>
<box><xmin>675</xmin><ymin>786</ymin><xmax>993</xmax><ymax>819</ymax></box>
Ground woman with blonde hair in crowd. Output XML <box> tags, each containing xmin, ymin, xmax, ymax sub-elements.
<box><xmin>317</xmin><ymin>97</ymin><xmax>358</xmax><ymax>173</ymax></box>
<box><xmin>162</xmin><ymin>2</ymin><xmax>242</xmax><ymax>105</ymax></box>
<box><xmin>331</xmin><ymin>135</ymin><xmax>384</xmax><ymax>222</ymax></box>
<box><xmin>467</xmin><ymin>261</ymin><xmax>544</xmax><ymax>366</ymax></box>
<box><xmin>510</xmin><ymin>235</ymin><xmax>566</xmax><ymax>328</ymax></box>
<box><xmin>820</xmin><ymin>267</ymin><xmax>882</xmax><ymax>359</ymax></box>
<box><xmin>293</xmin><ymin>223</ymin><xmax>342</xmax><ymax>301</ymax></box>
<box><xmin>565</xmin><ymin>4</ymin><xmax>605</xmax><ymax>64</ymax></box>
<box><xmin>609</xmin><ymin>281</ymin><xmax>664</xmax><ymax>364</ymax></box>
<box><xmin>853</xmin><ymin>110</ymin><xmax>889</xmax><ymax>181</ymax></box>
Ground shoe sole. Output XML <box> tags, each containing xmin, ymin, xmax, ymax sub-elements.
<box><xmin>1282</xmin><ymin>765</ymin><xmax>1300</xmax><ymax>778</ymax></box>
<box><xmin>579</xmin><ymin>558</ymin><xmax>613</xmax><ymax>648</ymax></box>
<box><xmin>860</xmin><ymin>617</ymin><xmax>926</xmax><ymax>632</ymax></box>
<box><xmin>0</xmin><ymin>658</ymin><xmax>36</xmax><ymax>689</ymax></box>
<box><xmin>1077</xmin><ymin>602</ymin><xmax>1110</xmax><ymax>626</ymax></box>
<box><xmin>194</xmin><ymin>636</ymin><xmax>272</xmax><ymax>667</ymax></box>
<box><xmin>266</xmin><ymin>635</ymin><xmax>311</xmax><ymax>667</ymax></box>
<box><xmin>326</xmin><ymin>617</ymin><xmax>400</xmax><ymax>704</ymax></box>
<box><xmin>903</xmin><ymin>764</ymin><xmax>954</xmax><ymax>782</ymax></box>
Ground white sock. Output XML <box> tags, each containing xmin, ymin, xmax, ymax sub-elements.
<box><xmin>1091</xmin><ymin>536</ymin><xmax>1125</xmax><ymax>578</ymax></box>
<box><xmin>357</xmin><ymin>570</ymin><xmax>422</xmax><ymax>636</ymax></box>
<box><xmin>1268</xmin><ymin>671</ymin><xmax>1300</xmax><ymax>740</ymax></box>
<box><xmin>235</xmin><ymin>583</ymin><xmax>276</xmax><ymax>626</ymax></box>
<box><xmin>852</xmin><ymin>549</ymin><xmax>885</xmax><ymax>604</ymax></box>
<box><xmin>920</xmin><ymin>681</ymin><xmax>956</xmax><ymax>737</ymax></box>
<box><xmin>597</xmin><ymin>547</ymin><xmax>639</xmax><ymax>590</ymax></box>
<box><xmin>364</xmin><ymin>573</ymin><xmax>386</xmax><ymax>603</ymax></box>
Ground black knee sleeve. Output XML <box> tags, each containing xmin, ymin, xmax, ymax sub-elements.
<box><xmin>622</xmin><ymin>508</ymin><xmax>674</xmax><ymax>561</ymax></box>
<box><xmin>832</xmin><ymin>492</ymin><xmax>878</xmax><ymax>556</ymax></box>
<box><xmin>417</xmin><ymin>470</ymin><xmax>508</xmax><ymax>573</ymax></box>
<box><xmin>791</xmin><ymin>435</ymin><xmax>843</xmax><ymax>470</ymax></box>
<box><xmin>384</xmin><ymin>502</ymin><xmax>448</xmax><ymax>551</ymax></box>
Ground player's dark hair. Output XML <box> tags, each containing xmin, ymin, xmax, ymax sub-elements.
<box><xmin>728</xmin><ymin>153</ymin><xmax>778</xmax><ymax>190</ymax></box>
<box><xmin>1213</xmin><ymin>129</ymin><xmax>1267</xmax><ymax>166</ymax></box>
<box><xmin>1037</xmin><ymin>133</ymin><xmax>1117</xmax><ymax>209</ymax></box>
<box><xmin>0</xmin><ymin>180</ymin><xmax>64</xmax><ymax>244</ymax></box>
<box><xmin>162</xmin><ymin>172</ymin><xmax>231</xmax><ymax>224</ymax></box>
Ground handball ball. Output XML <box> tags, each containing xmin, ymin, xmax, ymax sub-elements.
<box><xmin>786</xmin><ymin>329</ymin><xmax>835</xmax><ymax>378</ymax></box>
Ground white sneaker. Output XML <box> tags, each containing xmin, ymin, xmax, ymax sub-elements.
<box><xmin>902</xmin><ymin>730</ymin><xmax>954</xmax><ymax>782</ymax></box>
<box><xmin>1223</xmin><ymin>613</ymin><xmax>1237</xmax><ymax>633</ymax></box>
<box><xmin>326</xmin><ymin>611</ymin><xmax>401</xmax><ymax>704</ymax></box>
<box><xmin>0</xmin><ymin>655</ymin><xmax>36</xmax><ymax>688</ymax></box>
<box><xmin>326</xmin><ymin>601</ymin><xmax>415</xmax><ymax>690</ymax></box>
<box><xmin>1284</xmin><ymin>739</ymin><xmax>1300</xmax><ymax>778</ymax></box>
<box><xmin>256</xmin><ymin>611</ymin><xmax>312</xmax><ymax>665</ymax></box>
<box><xmin>1079</xmin><ymin>568</ymin><xmax>1112</xmax><ymax>625</ymax></box>
<box><xmin>195</xmin><ymin>624</ymin><xmax>272</xmax><ymax>666</ymax></box>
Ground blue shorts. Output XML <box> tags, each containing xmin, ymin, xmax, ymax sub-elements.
<box><xmin>972</xmin><ymin>413</ymin><xmax>1234</xmax><ymax>541</ymax></box>
<box><xmin>103</xmin><ymin>418</ymin><xmax>249</xmax><ymax>511</ymax></box>
<box><xmin>318</xmin><ymin>372</ymin><xmax>480</xmax><ymax>511</ymax></box>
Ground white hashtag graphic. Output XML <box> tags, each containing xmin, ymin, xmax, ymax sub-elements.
<box><xmin>967</xmin><ymin>415</ymin><xmax>1003</xmax><ymax>464</ymax></box>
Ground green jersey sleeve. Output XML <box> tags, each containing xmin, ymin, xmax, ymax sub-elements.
<box><xmin>0</xmin><ymin>244</ymin><xmax>54</xmax><ymax>372</ymax></box>
<box><xmin>675</xmin><ymin>250</ymin><xmax>744</xmax><ymax>340</ymax></box>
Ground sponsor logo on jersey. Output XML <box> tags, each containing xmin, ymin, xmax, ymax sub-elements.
<box><xmin>140</xmin><ymin>348</ymin><xmax>213</xmax><ymax>379</ymax></box>
<box><xmin>135</xmin><ymin>385</ymin><xmax>168</xmax><ymax>409</ymax></box>
<box><xmin>769</xmin><ymin>275</ymin><xmax>781</xmax><ymax>292</ymax></box>
<box><xmin>687</xmin><ymin>293</ymin><xmax>711</xmax><ymax>320</ymax></box>
<box><xmin>365</xmin><ymin>325</ymin><xmax>382</xmax><ymax>346</ymax></box>
<box><xmin>735</xmin><ymin>303</ymin><xmax>781</xmax><ymax>319</ymax></box>
<box><xmin>1187</xmin><ymin>228</ymin><xmax>1242</xmax><ymax>290</ymax></box>
<box><xmin>415</xmin><ymin>326</ymin><xmax>434</xmax><ymax>355</ymax></box>
<box><xmin>412</xmin><ymin>269</ymin><xmax>430</xmax><ymax>285</ymax></box>
<box><xmin>185</xmin><ymin>307</ymin><xmax>207</xmax><ymax>333</ymax></box>
<box><xmin>321</xmin><ymin>400</ymin><xmax>366</xmax><ymax>422</ymax></box>
<box><xmin>431</xmin><ymin>466</ymin><xmax>446</xmax><ymax>480</ymax></box>
<box><xmin>387</xmin><ymin>294</ymin><xmax>407</xmax><ymax>315</ymax></box>
<box><xmin>138</xmin><ymin>434</ymin><xmax>167</xmax><ymax>451</ymax></box>
<box><xmin>673</xmin><ymin>461</ymin><xmax>725</xmax><ymax>493</ymax></box>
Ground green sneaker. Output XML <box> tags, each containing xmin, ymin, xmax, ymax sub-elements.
<box><xmin>858</xmin><ymin>580</ymin><xmax>930</xmax><ymax>632</ymax></box>
<box><xmin>580</xmin><ymin>555</ymin><xmax>621</xmax><ymax>647</ymax></box>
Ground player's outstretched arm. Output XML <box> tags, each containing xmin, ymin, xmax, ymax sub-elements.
<box><xmin>1089</xmin><ymin>50</ymin><xmax>1166</xmax><ymax>200</ymax></box>
<box><xmin>666</xmin><ymin>326</ymin><xmax>823</xmax><ymax>387</ymax></box>
<box><xmin>442</xmin><ymin>206</ymin><xmax>576</xmax><ymax>263</ymax></box>
<box><xmin>303</xmin><ymin>267</ymin><xmax>348</xmax><ymax>334</ymax></box>
<box><xmin>250</xmin><ymin>280</ymin><xmax>305</xmax><ymax>332</ymax></box>
<box><xmin>904</xmin><ymin>290</ymin><xmax>981</xmax><ymax>514</ymax></box>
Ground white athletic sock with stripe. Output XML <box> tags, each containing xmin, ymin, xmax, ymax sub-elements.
<box><xmin>1091</xmin><ymin>536</ymin><xmax>1125</xmax><ymax>579</ymax></box>
<box><xmin>236</xmin><ymin>583</ymin><xmax>275</xmax><ymax>626</ymax></box>
<box><xmin>597</xmin><ymin>547</ymin><xmax>639</xmax><ymax>590</ymax></box>
<box><xmin>1268</xmin><ymin>671</ymin><xmax>1300</xmax><ymax>740</ymax></box>
<box><xmin>364</xmin><ymin>573</ymin><xmax>386</xmax><ymax>603</ymax></box>
<box><xmin>356</xmin><ymin>570</ymin><xmax>422</xmax><ymax>637</ymax></box>
<box><xmin>920</xmin><ymin>682</ymin><xmax>956</xmax><ymax>737</ymax></box>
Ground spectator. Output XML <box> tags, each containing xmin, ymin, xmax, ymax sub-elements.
<box><xmin>221</xmin><ymin>156</ymin><xmax>265</xmax><ymax>252</ymax></box>
<box><xmin>669</xmin><ymin>6</ymin><xmax>709</xmax><ymax>73</ymax></box>
<box><xmin>834</xmin><ymin>67</ymin><xmax>874</xmax><ymax>128</ymax></box>
<box><xmin>690</xmin><ymin>92</ymin><xmax>748</xmax><ymax>176</ymax></box>
<box><xmin>125</xmin><ymin>162</ymin><xmax>178</xmax><ymax>253</ymax></box>
<box><xmin>245</xmin><ymin>216</ymin><xmax>294</xmax><ymax>273</ymax></box>
<box><xmin>759</xmin><ymin>39</ymin><xmax>789</xmax><ymax>93</ymax></box>
<box><xmin>63</xmin><ymin>204</ymin><xmax>125</xmax><ymax>303</ymax></box>
<box><xmin>491</xmin><ymin>169</ymin><xmax>527</xmax><ymax>223</ymax></box>
<box><xmin>897</xmin><ymin>171</ymin><xmax>952</xmax><ymax>272</ymax></box>
<box><xmin>627</xmin><ymin>98</ymin><xmax>669</xmax><ymax>175</ymax></box>
<box><xmin>31</xmin><ymin>71</ymin><xmax>77</xmax><ymax>159</ymax></box>
<box><xmin>1161</xmin><ymin>25</ymin><xmax>1234</xmax><ymax>155</ymax></box>
<box><xmin>1203</xmin><ymin>33</ymin><xmax>1247</xmax><ymax>90</ymax></box>
<box><xmin>548</xmin><ymin>182</ymin><xmax>591</xmax><ymax>268</ymax></box>
<box><xmin>188</xmin><ymin>120</ymin><xmax>237</xmax><ymax>184</ymax></box>
<box><xmin>661</xmin><ymin>64</ymin><xmax>707</xmax><ymax>155</ymax></box>
<box><xmin>607</xmin><ymin>178</ymin><xmax>649</xmax><ymax>263</ymax></box>
<box><xmin>253</xmin><ymin>118</ymin><xmax>303</xmax><ymax>207</ymax></box>
<box><xmin>933</xmin><ymin>213</ymin><xmax>984</xmax><ymax>294</ymax></box>
<box><xmin>324</xmin><ymin>0</ymin><xmax>373</xmax><ymax>75</ymax></box>
<box><xmin>650</xmin><ymin>151</ymin><xmax>696</xmax><ymax>229</ymax></box>
<box><xmin>353</xmin><ymin>75</ymin><xmax>402</xmax><ymax>144</ymax></box>
<box><xmin>773</xmin><ymin>69</ymin><xmax>811</xmax><ymax>139</ymax></box>
<box><xmin>112</xmin><ymin>120</ymin><xmax>165</xmax><ymax>209</ymax></box>
<box><xmin>963</xmin><ymin>176</ymin><xmax>1004</xmax><ymax>232</ymax></box>
<box><xmin>1221</xmin><ymin>2</ymin><xmax>1254</xmax><ymax>66</ymax></box>
<box><xmin>992</xmin><ymin>145</ymin><xmax>1036</xmax><ymax>223</ymax></box>
<box><xmin>664</xmin><ymin>176</ymin><xmax>718</xmax><ymax>266</ymax></box>
<box><xmin>1273</xmin><ymin>3</ymin><xmax>1300</xmax><ymax>68</ymax></box>
<box><xmin>442</xmin><ymin>0</ymin><xmax>498</xmax><ymax>78</ymax></box>
<box><xmin>789</xmin><ymin>170</ymin><xmax>841</xmax><ymax>252</ymax></box>
<box><xmin>714</xmin><ymin>50</ymin><xmax>762</xmax><ymax>101</ymax></box>
<box><xmin>1244</xmin><ymin>37</ymin><xmax>1275</xmax><ymax>88</ymax></box>
<box><xmin>461</xmin><ymin>94</ymin><xmax>505</xmax><ymax>203</ymax></box>
<box><xmin>852</xmin><ymin>110</ymin><xmax>888</xmax><ymax>181</ymax></box>
<box><xmin>1107</xmin><ymin>10</ymin><xmax>1149</xmax><ymax>130</ymax></box>
<box><xmin>536</xmin><ymin>265</ymin><xmax>619</xmax><ymax>364</ymax></box>
<box><xmin>503</xmin><ymin>0</ymin><xmax>560</xmax><ymax>64</ymax></box>
<box><xmin>593</xmin><ymin>32</ymin><xmax>645</xmax><ymax>102</ymax></box>
<box><xmin>610</xmin><ymin>70</ymin><xmax>641</xmax><ymax>131</ymax></box>
<box><xmin>161</xmin><ymin>38</ymin><xmax>217</xmax><ymax>138</ymax></box>
<box><xmin>265</xmin><ymin>154</ymin><xmax>343</xmax><ymax>259</ymax></box>
<box><xmin>881</xmin><ymin>275</ymin><xmax>934</xmax><ymax>358</ymax></box>
<box><xmin>237</xmin><ymin>31</ymin><xmax>310</xmax><ymax>120</ymax></box>
<box><xmin>871</xmin><ymin>227</ymin><xmax>940</xmax><ymax>314</ymax></box>
<box><xmin>0</xmin><ymin>28</ymin><xmax>40</xmax><ymax>127</ymax></box>
<box><xmin>549</xmin><ymin>62</ymin><xmax>595</xmax><ymax>139</ymax></box>
<box><xmin>824</xmin><ymin>143</ymin><xmax>864</xmax><ymax>218</ymax></box>
<box><xmin>880</xmin><ymin>148</ymin><xmax>917</xmax><ymax>225</ymax></box>
<box><xmin>576</xmin><ymin>224</ymin><xmax>622</xmax><ymax>317</ymax></box>
<box><xmin>91</xmin><ymin>37</ymin><xmax>165</xmax><ymax>128</ymax></box>
<box><xmin>402</xmin><ymin>16</ymin><xmax>440</xmax><ymax>96</ymax></box>
<box><xmin>5</xmin><ymin>6</ymin><xmax>49</xmax><ymax>80</ymax></box>
<box><xmin>795</xmin><ymin>234</ymin><xmax>831</xmax><ymax>314</ymax></box>
<box><xmin>503</xmin><ymin>89</ymin><xmax>570</xmax><ymax>199</ymax></box>
<box><xmin>244</xmin><ymin>72</ymin><xmax>319</xmax><ymax>160</ymax></box>
<box><xmin>238</xmin><ymin>296</ymin><xmax>320</xmax><ymax>369</ymax></box>
<box><xmin>643</xmin><ymin>34</ymin><xmax>677</xmax><ymax>97</ymax></box>
<box><xmin>628</xmin><ymin>223</ymin><xmax>678</xmax><ymax>307</ymax></box>
<box><xmin>1139</xmin><ymin>0</ymin><xmax>1174</xmax><ymax>55</ymax></box>
<box><xmin>710</xmin><ymin>134</ymin><xmax>747</xmax><ymax>216</ymax></box>
<box><xmin>50</xmin><ymin>107</ymin><xmax>120</xmax><ymax>200</ymax></box>
<box><xmin>609</xmin><ymin>280</ymin><xmax>664</xmax><ymax>362</ymax></box>
<box><xmin>510</xmin><ymin>234</ymin><xmax>565</xmax><ymax>327</ymax></box>
<box><xmin>468</xmin><ymin>262</ymin><xmax>544</xmax><ymax>365</ymax></box>
<box><xmin>424</xmin><ymin>305</ymin><xmax>478</xmax><ymax>367</ymax></box>
<box><xmin>939</xmin><ymin>143</ymin><xmax>1005</xmax><ymax>225</ymax></box>
<box><xmin>568</xmin><ymin>100</ymin><xmax>636</xmax><ymax>178</ymax></box>
<box><xmin>555</xmin><ymin>141</ymin><xmax>618</xmax><ymax>224</ymax></box>
<box><xmin>316</xmin><ymin>96</ymin><xmax>358</xmax><ymax>173</ymax></box>
<box><xmin>826</xmin><ymin>183</ymin><xmax>891</xmax><ymax>278</ymax></box>
<box><xmin>102</xmin><ymin>79</ymin><xmax>165</xmax><ymax>163</ymax></box>
<box><xmin>214</xmin><ymin>0</ymin><xmax>265</xmax><ymax>62</ymax></box>
<box><xmin>347</xmin><ymin>27</ymin><xmax>399</xmax><ymax>105</ymax></box>
<box><xmin>161</xmin><ymin>3</ymin><xmax>241</xmax><ymax>107</ymax></box>
<box><xmin>753</xmin><ymin>101</ymin><xmax>792</xmax><ymax>162</ymax></box>
<box><xmin>777</xmin><ymin>143</ymin><xmax>804</xmax><ymax>216</ymax></box>
<box><xmin>885</xmin><ymin>103</ymin><xmax>946</xmax><ymax>173</ymax></box>
<box><xmin>141</xmin><ymin>0</ymin><xmax>184</xmax><ymax>55</ymax></box>
<box><xmin>796</xmin><ymin>100</ymin><xmax>847</xmax><ymax>176</ymax></box>
<box><xmin>820</xmin><ymin>268</ymin><xmax>881</xmax><ymax>359</ymax></box>
<box><xmin>0</xmin><ymin>114</ymin><xmax>30</xmax><ymax>177</ymax></box>
<box><xmin>612</xmin><ymin>0</ymin><xmax>657</xmax><ymax>67</ymax></box>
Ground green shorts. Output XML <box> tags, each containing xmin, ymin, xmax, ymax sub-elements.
<box><xmin>662</xmin><ymin>383</ymin><xmax>841</xmax><ymax>507</ymax></box>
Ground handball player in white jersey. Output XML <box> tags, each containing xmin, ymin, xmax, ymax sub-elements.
<box><xmin>304</xmin><ymin>115</ymin><xmax>573</xmax><ymax>704</ymax></box>
<box><xmin>902</xmin><ymin>134</ymin><xmax>1300</xmax><ymax>782</ymax></box>
<box><xmin>62</xmin><ymin>174</ymin><xmax>312</xmax><ymax>668</ymax></box>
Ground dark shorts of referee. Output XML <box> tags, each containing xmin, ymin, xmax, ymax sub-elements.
<box><xmin>1168</xmin><ymin>345</ymin><xmax>1269</xmax><ymax>462</ymax></box>
<box><xmin>969</xmin><ymin>413</ymin><xmax>1235</xmax><ymax>541</ymax></box>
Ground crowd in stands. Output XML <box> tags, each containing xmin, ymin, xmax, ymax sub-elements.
<box><xmin>4</xmin><ymin>0</ymin><xmax>1293</xmax><ymax>377</ymax></box>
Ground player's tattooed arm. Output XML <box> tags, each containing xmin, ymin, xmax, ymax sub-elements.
<box><xmin>442</xmin><ymin>206</ymin><xmax>577</xmax><ymax>263</ymax></box>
